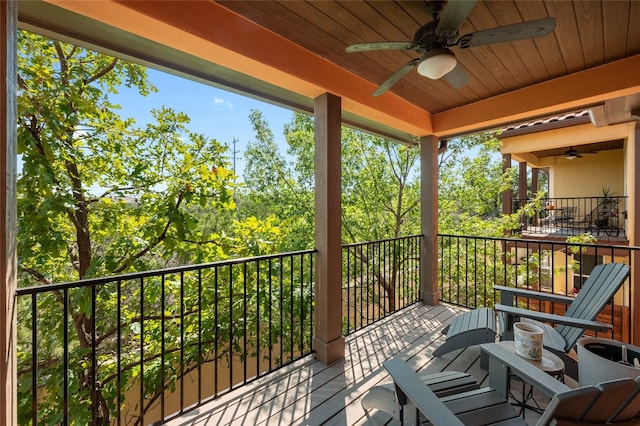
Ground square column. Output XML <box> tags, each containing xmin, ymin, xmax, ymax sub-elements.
<box><xmin>420</xmin><ymin>136</ymin><xmax>439</xmax><ymax>305</ymax></box>
<box><xmin>313</xmin><ymin>93</ymin><xmax>344</xmax><ymax>364</ymax></box>
<box><xmin>502</xmin><ymin>154</ymin><xmax>513</xmax><ymax>215</ymax></box>
<box><xmin>1</xmin><ymin>1</ymin><xmax>18</xmax><ymax>423</ymax></box>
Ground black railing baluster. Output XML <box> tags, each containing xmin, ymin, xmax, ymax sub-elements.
<box><xmin>299</xmin><ymin>254</ymin><xmax>304</xmax><ymax>356</ymax></box>
<box><xmin>242</xmin><ymin>262</ymin><xmax>247</xmax><ymax>384</ymax></box>
<box><xmin>160</xmin><ymin>274</ymin><xmax>166</xmax><ymax>420</ymax></box>
<box><xmin>303</xmin><ymin>253</ymin><xmax>315</xmax><ymax>351</ymax></box>
<box><xmin>91</xmin><ymin>284</ymin><xmax>97</xmax><ymax>425</ymax></box>
<box><xmin>117</xmin><ymin>280</ymin><xmax>122</xmax><ymax>426</ymax></box>
<box><xmin>180</xmin><ymin>271</ymin><xmax>185</xmax><ymax>411</ymax></box>
<box><xmin>228</xmin><ymin>265</ymin><xmax>233</xmax><ymax>390</ymax></box>
<box><xmin>354</xmin><ymin>245</ymin><xmax>365</xmax><ymax>330</ymax></box>
<box><xmin>268</xmin><ymin>258</ymin><xmax>273</xmax><ymax>370</ymax></box>
<box><xmin>214</xmin><ymin>266</ymin><xmax>219</xmax><ymax>398</ymax></box>
<box><xmin>279</xmin><ymin>257</ymin><xmax>283</xmax><ymax>364</ymax></box>
<box><xmin>63</xmin><ymin>288</ymin><xmax>68</xmax><ymax>426</ymax></box>
<box><xmin>289</xmin><ymin>255</ymin><xmax>294</xmax><ymax>361</ymax></box>
<box><xmin>31</xmin><ymin>293</ymin><xmax>37</xmax><ymax>426</ymax></box>
<box><xmin>346</xmin><ymin>246</ymin><xmax>351</xmax><ymax>333</ymax></box>
<box><xmin>198</xmin><ymin>269</ymin><xmax>202</xmax><ymax>404</ymax></box>
<box><xmin>139</xmin><ymin>276</ymin><xmax>144</xmax><ymax>425</ymax></box>
<box><xmin>256</xmin><ymin>260</ymin><xmax>261</xmax><ymax>379</ymax></box>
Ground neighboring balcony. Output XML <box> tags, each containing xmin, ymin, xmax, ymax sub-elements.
<box><xmin>17</xmin><ymin>235</ymin><xmax>635</xmax><ymax>425</ymax></box>
<box><xmin>515</xmin><ymin>196</ymin><xmax>628</xmax><ymax>242</ymax></box>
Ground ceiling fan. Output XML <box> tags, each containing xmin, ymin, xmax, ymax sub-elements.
<box><xmin>345</xmin><ymin>0</ymin><xmax>556</xmax><ymax>96</ymax></box>
<box><xmin>562</xmin><ymin>147</ymin><xmax>599</xmax><ymax>160</ymax></box>
<box><xmin>564</xmin><ymin>147</ymin><xmax>582</xmax><ymax>160</ymax></box>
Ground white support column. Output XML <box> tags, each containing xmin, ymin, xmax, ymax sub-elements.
<box><xmin>313</xmin><ymin>93</ymin><xmax>344</xmax><ymax>364</ymax></box>
<box><xmin>420</xmin><ymin>136</ymin><xmax>439</xmax><ymax>306</ymax></box>
<box><xmin>1</xmin><ymin>1</ymin><xmax>18</xmax><ymax>423</ymax></box>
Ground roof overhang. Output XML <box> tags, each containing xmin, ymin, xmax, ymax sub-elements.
<box><xmin>17</xmin><ymin>1</ymin><xmax>640</xmax><ymax>144</ymax></box>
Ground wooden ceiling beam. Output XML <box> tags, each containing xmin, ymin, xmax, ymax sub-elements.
<box><xmin>433</xmin><ymin>55</ymin><xmax>640</xmax><ymax>138</ymax></box>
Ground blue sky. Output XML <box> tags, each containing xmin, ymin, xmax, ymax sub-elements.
<box><xmin>112</xmin><ymin>68</ymin><xmax>296</xmax><ymax>178</ymax></box>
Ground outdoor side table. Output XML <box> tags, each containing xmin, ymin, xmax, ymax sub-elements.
<box><xmin>480</xmin><ymin>341</ymin><xmax>569</xmax><ymax>422</ymax></box>
<box><xmin>494</xmin><ymin>341</ymin><xmax>565</xmax><ymax>418</ymax></box>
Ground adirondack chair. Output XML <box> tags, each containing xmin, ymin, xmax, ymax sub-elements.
<box><xmin>495</xmin><ymin>262</ymin><xmax>630</xmax><ymax>380</ymax></box>
<box><xmin>384</xmin><ymin>356</ymin><xmax>640</xmax><ymax>426</ymax></box>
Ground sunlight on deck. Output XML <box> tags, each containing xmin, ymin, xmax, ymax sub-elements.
<box><xmin>168</xmin><ymin>303</ymin><xmax>557</xmax><ymax>425</ymax></box>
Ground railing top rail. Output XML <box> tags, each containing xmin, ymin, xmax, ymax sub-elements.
<box><xmin>16</xmin><ymin>248</ymin><xmax>317</xmax><ymax>296</ymax></box>
<box><xmin>437</xmin><ymin>233</ymin><xmax>640</xmax><ymax>251</ymax></box>
<box><xmin>342</xmin><ymin>234</ymin><xmax>422</xmax><ymax>249</ymax></box>
<box><xmin>515</xmin><ymin>195</ymin><xmax>627</xmax><ymax>201</ymax></box>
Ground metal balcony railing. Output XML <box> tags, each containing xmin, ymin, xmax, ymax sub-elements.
<box><xmin>342</xmin><ymin>235</ymin><xmax>422</xmax><ymax>335</ymax></box>
<box><xmin>514</xmin><ymin>196</ymin><xmax>628</xmax><ymax>239</ymax></box>
<box><xmin>16</xmin><ymin>250</ymin><xmax>316</xmax><ymax>426</ymax></box>
<box><xmin>15</xmin><ymin>233</ymin><xmax>636</xmax><ymax>425</ymax></box>
<box><xmin>438</xmin><ymin>234</ymin><xmax>634</xmax><ymax>343</ymax></box>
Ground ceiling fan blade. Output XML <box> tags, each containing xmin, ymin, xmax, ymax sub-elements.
<box><xmin>436</xmin><ymin>0</ymin><xmax>478</xmax><ymax>39</ymax></box>
<box><xmin>346</xmin><ymin>41</ymin><xmax>418</xmax><ymax>53</ymax></box>
<box><xmin>443</xmin><ymin>62</ymin><xmax>468</xmax><ymax>89</ymax></box>
<box><xmin>456</xmin><ymin>17</ymin><xmax>556</xmax><ymax>49</ymax></box>
<box><xmin>373</xmin><ymin>58</ymin><xmax>420</xmax><ymax>96</ymax></box>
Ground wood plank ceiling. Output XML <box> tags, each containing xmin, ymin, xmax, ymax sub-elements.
<box><xmin>218</xmin><ymin>0</ymin><xmax>640</xmax><ymax>115</ymax></box>
<box><xmin>17</xmin><ymin>0</ymin><xmax>640</xmax><ymax>142</ymax></box>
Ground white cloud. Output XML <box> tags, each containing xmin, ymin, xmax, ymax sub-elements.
<box><xmin>213</xmin><ymin>97</ymin><xmax>234</xmax><ymax>110</ymax></box>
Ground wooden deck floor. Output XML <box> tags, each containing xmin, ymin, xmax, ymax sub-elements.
<box><xmin>167</xmin><ymin>303</ymin><xmax>555</xmax><ymax>426</ymax></box>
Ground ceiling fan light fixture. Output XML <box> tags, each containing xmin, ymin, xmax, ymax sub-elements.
<box><xmin>565</xmin><ymin>148</ymin><xmax>578</xmax><ymax>160</ymax></box>
<box><xmin>417</xmin><ymin>48</ymin><xmax>456</xmax><ymax>79</ymax></box>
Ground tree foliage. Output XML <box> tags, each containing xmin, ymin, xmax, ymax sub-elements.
<box><xmin>438</xmin><ymin>133</ymin><xmax>521</xmax><ymax>236</ymax></box>
<box><xmin>16</xmin><ymin>31</ymin><xmax>308</xmax><ymax>425</ymax></box>
<box><xmin>243</xmin><ymin>112</ymin><xmax>423</xmax><ymax>245</ymax></box>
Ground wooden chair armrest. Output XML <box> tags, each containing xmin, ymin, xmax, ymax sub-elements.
<box><xmin>495</xmin><ymin>304</ymin><xmax>613</xmax><ymax>332</ymax></box>
<box><xmin>384</xmin><ymin>359</ymin><xmax>464</xmax><ymax>426</ymax></box>
<box><xmin>480</xmin><ymin>343</ymin><xmax>571</xmax><ymax>398</ymax></box>
<box><xmin>493</xmin><ymin>285</ymin><xmax>574</xmax><ymax>305</ymax></box>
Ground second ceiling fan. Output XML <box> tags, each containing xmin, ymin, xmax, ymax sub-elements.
<box><xmin>345</xmin><ymin>0</ymin><xmax>556</xmax><ymax>96</ymax></box>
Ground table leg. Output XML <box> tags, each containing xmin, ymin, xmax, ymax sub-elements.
<box><xmin>488</xmin><ymin>355</ymin><xmax>509</xmax><ymax>399</ymax></box>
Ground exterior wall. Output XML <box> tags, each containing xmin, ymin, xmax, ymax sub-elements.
<box><xmin>551</xmin><ymin>149</ymin><xmax>624</xmax><ymax>199</ymax></box>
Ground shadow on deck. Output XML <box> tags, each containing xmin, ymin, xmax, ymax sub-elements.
<box><xmin>168</xmin><ymin>303</ymin><xmax>559</xmax><ymax>426</ymax></box>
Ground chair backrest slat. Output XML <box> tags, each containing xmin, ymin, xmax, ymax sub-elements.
<box><xmin>580</xmin><ymin>379</ymin><xmax>639</xmax><ymax>423</ymax></box>
<box><xmin>609</xmin><ymin>377</ymin><xmax>640</xmax><ymax>423</ymax></box>
<box><xmin>557</xmin><ymin>263</ymin><xmax>629</xmax><ymax>350</ymax></box>
<box><xmin>539</xmin><ymin>378</ymin><xmax>640</xmax><ymax>425</ymax></box>
<box><xmin>537</xmin><ymin>387</ymin><xmax>599</xmax><ymax>425</ymax></box>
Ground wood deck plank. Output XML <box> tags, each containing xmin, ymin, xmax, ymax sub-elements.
<box><xmin>168</xmin><ymin>303</ymin><xmax>548</xmax><ymax>426</ymax></box>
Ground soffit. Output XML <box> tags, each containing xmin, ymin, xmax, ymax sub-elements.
<box><xmin>17</xmin><ymin>1</ymin><xmax>640</xmax><ymax>143</ymax></box>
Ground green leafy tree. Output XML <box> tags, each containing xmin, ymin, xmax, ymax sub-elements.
<box><xmin>241</xmin><ymin>110</ymin><xmax>315</xmax><ymax>251</ymax></box>
<box><xmin>243</xmin><ymin>112</ymin><xmax>422</xmax><ymax>316</ymax></box>
<box><xmin>438</xmin><ymin>134</ymin><xmax>519</xmax><ymax>236</ymax></box>
<box><xmin>16</xmin><ymin>31</ymin><xmax>310</xmax><ymax>425</ymax></box>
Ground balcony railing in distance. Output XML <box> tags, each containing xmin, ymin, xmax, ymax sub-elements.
<box><xmin>16</xmin><ymin>250</ymin><xmax>315</xmax><ymax>426</ymax></box>
<box><xmin>514</xmin><ymin>196</ymin><xmax>628</xmax><ymax>239</ymax></box>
